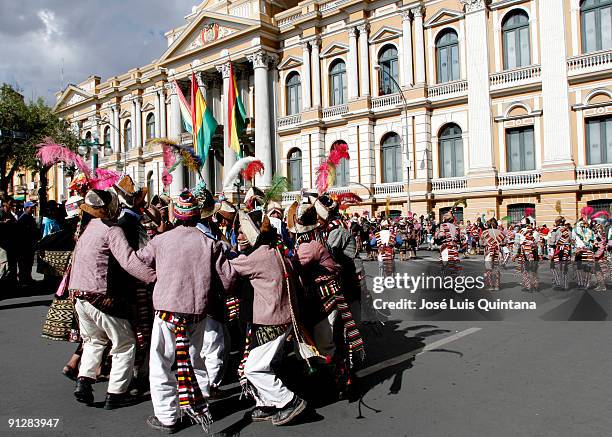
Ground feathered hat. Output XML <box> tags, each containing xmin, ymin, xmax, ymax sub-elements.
<box><xmin>244</xmin><ymin>186</ymin><xmax>266</xmax><ymax>211</ymax></box>
<box><xmin>520</xmin><ymin>207</ymin><xmax>536</xmax><ymax>226</ymax></box>
<box><xmin>313</xmin><ymin>193</ymin><xmax>339</xmax><ymax>221</ymax></box>
<box><xmin>580</xmin><ymin>206</ymin><xmax>594</xmax><ymax>223</ymax></box>
<box><xmin>287</xmin><ymin>197</ymin><xmax>319</xmax><ymax>234</ymax></box>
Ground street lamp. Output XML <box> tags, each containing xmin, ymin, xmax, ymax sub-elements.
<box><xmin>77</xmin><ymin>134</ymin><xmax>112</xmax><ymax>171</ymax></box>
<box><xmin>373</xmin><ymin>64</ymin><xmax>411</xmax><ymax>213</ymax></box>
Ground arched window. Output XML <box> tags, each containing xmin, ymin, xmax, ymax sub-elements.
<box><xmin>287</xmin><ymin>148</ymin><xmax>303</xmax><ymax>191</ymax></box>
<box><xmin>124</xmin><ymin>120</ymin><xmax>132</xmax><ymax>150</ymax></box>
<box><xmin>286</xmin><ymin>72</ymin><xmax>302</xmax><ymax>115</ymax></box>
<box><xmin>503</xmin><ymin>11</ymin><xmax>531</xmax><ymax>69</ymax></box>
<box><xmin>586</xmin><ymin>115</ymin><xmax>612</xmax><ymax>164</ymax></box>
<box><xmin>329</xmin><ymin>59</ymin><xmax>347</xmax><ymax>106</ymax></box>
<box><xmin>381</xmin><ymin>133</ymin><xmax>402</xmax><ymax>183</ymax></box>
<box><xmin>331</xmin><ymin>141</ymin><xmax>350</xmax><ymax>187</ymax></box>
<box><xmin>146</xmin><ymin>113</ymin><xmax>155</xmax><ymax>140</ymax></box>
<box><xmin>439</xmin><ymin>124</ymin><xmax>464</xmax><ymax>178</ymax></box>
<box><xmin>506</xmin><ymin>126</ymin><xmax>535</xmax><ymax>172</ymax></box>
<box><xmin>581</xmin><ymin>0</ymin><xmax>612</xmax><ymax>53</ymax></box>
<box><xmin>378</xmin><ymin>45</ymin><xmax>399</xmax><ymax>95</ymax></box>
<box><xmin>436</xmin><ymin>29</ymin><xmax>460</xmax><ymax>83</ymax></box>
<box><xmin>103</xmin><ymin>127</ymin><xmax>111</xmax><ymax>148</ymax></box>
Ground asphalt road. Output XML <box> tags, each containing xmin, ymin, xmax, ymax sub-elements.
<box><xmin>1</xmin><ymin>254</ymin><xmax>611</xmax><ymax>437</ymax></box>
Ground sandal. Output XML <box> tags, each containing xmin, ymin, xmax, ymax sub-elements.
<box><xmin>62</xmin><ymin>366</ymin><xmax>78</xmax><ymax>381</ymax></box>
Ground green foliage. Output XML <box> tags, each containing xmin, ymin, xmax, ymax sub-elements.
<box><xmin>0</xmin><ymin>83</ymin><xmax>79</xmax><ymax>195</ymax></box>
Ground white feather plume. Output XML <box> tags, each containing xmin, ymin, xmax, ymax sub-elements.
<box><xmin>223</xmin><ymin>156</ymin><xmax>261</xmax><ymax>189</ymax></box>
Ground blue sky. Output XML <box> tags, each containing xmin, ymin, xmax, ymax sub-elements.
<box><xmin>0</xmin><ymin>0</ymin><xmax>195</xmax><ymax>103</ymax></box>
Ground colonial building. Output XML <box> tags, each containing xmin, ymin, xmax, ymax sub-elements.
<box><xmin>54</xmin><ymin>0</ymin><xmax>612</xmax><ymax>223</ymax></box>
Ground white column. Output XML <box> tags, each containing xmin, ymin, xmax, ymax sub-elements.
<box><xmin>401</xmin><ymin>10</ymin><xmax>414</xmax><ymax>87</ymax></box>
<box><xmin>154</xmin><ymin>90</ymin><xmax>162</xmax><ymax>138</ymax></box>
<box><xmin>348</xmin><ymin>26</ymin><xmax>359</xmax><ymax>99</ymax></box>
<box><xmin>160</xmin><ymin>86</ymin><xmax>168</xmax><ymax>137</ymax></box>
<box><xmin>112</xmin><ymin>104</ymin><xmax>120</xmax><ymax>152</ymax></box>
<box><xmin>539</xmin><ymin>0</ymin><xmax>573</xmax><ymax>167</ymax></box>
<box><xmin>412</xmin><ymin>6</ymin><xmax>426</xmax><ymax>84</ymax></box>
<box><xmin>301</xmin><ymin>41</ymin><xmax>312</xmax><ymax>109</ymax></box>
<box><xmin>130</xmin><ymin>100</ymin><xmax>137</xmax><ymax>150</ymax></box>
<box><xmin>134</xmin><ymin>97</ymin><xmax>142</xmax><ymax>149</ymax></box>
<box><xmin>311</xmin><ymin>37</ymin><xmax>321</xmax><ymax>107</ymax></box>
<box><xmin>358</xmin><ymin>24</ymin><xmax>371</xmax><ymax>97</ymax></box>
<box><xmin>248</xmin><ymin>50</ymin><xmax>274</xmax><ymax>187</ymax></box>
<box><xmin>462</xmin><ymin>0</ymin><xmax>494</xmax><ymax>171</ymax></box>
<box><xmin>217</xmin><ymin>62</ymin><xmax>237</xmax><ymax>191</ymax></box>
<box><xmin>169</xmin><ymin>82</ymin><xmax>184</xmax><ymax>195</ymax></box>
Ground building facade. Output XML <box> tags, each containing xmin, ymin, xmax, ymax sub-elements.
<box><xmin>54</xmin><ymin>0</ymin><xmax>612</xmax><ymax>223</ymax></box>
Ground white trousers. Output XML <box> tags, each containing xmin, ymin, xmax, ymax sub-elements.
<box><xmin>201</xmin><ymin>317</ymin><xmax>227</xmax><ymax>388</ymax></box>
<box><xmin>149</xmin><ymin>316</ymin><xmax>210</xmax><ymax>426</ymax></box>
<box><xmin>313</xmin><ymin>310</ymin><xmax>338</xmax><ymax>359</ymax></box>
<box><xmin>75</xmin><ymin>299</ymin><xmax>135</xmax><ymax>394</ymax></box>
<box><xmin>244</xmin><ymin>329</ymin><xmax>294</xmax><ymax>408</ymax></box>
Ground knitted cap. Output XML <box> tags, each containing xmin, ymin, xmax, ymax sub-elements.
<box><xmin>173</xmin><ymin>190</ymin><xmax>200</xmax><ymax>221</ymax></box>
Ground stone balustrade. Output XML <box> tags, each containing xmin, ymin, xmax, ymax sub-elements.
<box><xmin>277</xmin><ymin>114</ymin><xmax>301</xmax><ymax>127</ymax></box>
<box><xmin>490</xmin><ymin>65</ymin><xmax>541</xmax><ymax>88</ymax></box>
<box><xmin>374</xmin><ymin>181</ymin><xmax>406</xmax><ymax>197</ymax></box>
<box><xmin>371</xmin><ymin>93</ymin><xmax>402</xmax><ymax>109</ymax></box>
<box><xmin>576</xmin><ymin>165</ymin><xmax>612</xmax><ymax>183</ymax></box>
<box><xmin>567</xmin><ymin>50</ymin><xmax>612</xmax><ymax>74</ymax></box>
<box><xmin>431</xmin><ymin>176</ymin><xmax>467</xmax><ymax>192</ymax></box>
<box><xmin>497</xmin><ymin>170</ymin><xmax>542</xmax><ymax>188</ymax></box>
<box><xmin>427</xmin><ymin>80</ymin><xmax>468</xmax><ymax>99</ymax></box>
<box><xmin>322</xmin><ymin>104</ymin><xmax>348</xmax><ymax>119</ymax></box>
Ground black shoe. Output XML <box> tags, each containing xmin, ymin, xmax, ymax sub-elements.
<box><xmin>146</xmin><ymin>416</ymin><xmax>180</xmax><ymax>434</ymax></box>
<box><xmin>104</xmin><ymin>392</ymin><xmax>139</xmax><ymax>410</ymax></box>
<box><xmin>251</xmin><ymin>406</ymin><xmax>277</xmax><ymax>422</ymax></box>
<box><xmin>74</xmin><ymin>377</ymin><xmax>95</xmax><ymax>405</ymax></box>
<box><xmin>272</xmin><ymin>396</ymin><xmax>307</xmax><ymax>426</ymax></box>
<box><xmin>128</xmin><ymin>377</ymin><xmax>150</xmax><ymax>396</ymax></box>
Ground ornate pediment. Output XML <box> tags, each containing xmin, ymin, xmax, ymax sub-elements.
<box><xmin>141</xmin><ymin>102</ymin><xmax>155</xmax><ymax>112</ymax></box>
<box><xmin>120</xmin><ymin>109</ymin><xmax>132</xmax><ymax>118</ymax></box>
<box><xmin>158</xmin><ymin>11</ymin><xmax>258</xmax><ymax>63</ymax></box>
<box><xmin>319</xmin><ymin>42</ymin><xmax>349</xmax><ymax>59</ymax></box>
<box><xmin>424</xmin><ymin>9</ymin><xmax>464</xmax><ymax>28</ymax></box>
<box><xmin>277</xmin><ymin>56</ymin><xmax>303</xmax><ymax>70</ymax></box>
<box><xmin>368</xmin><ymin>26</ymin><xmax>402</xmax><ymax>44</ymax></box>
<box><xmin>53</xmin><ymin>84</ymin><xmax>94</xmax><ymax>111</ymax></box>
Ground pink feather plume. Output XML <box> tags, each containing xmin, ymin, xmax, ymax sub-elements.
<box><xmin>36</xmin><ymin>138</ymin><xmax>91</xmax><ymax>177</ymax></box>
<box><xmin>316</xmin><ymin>162</ymin><xmax>331</xmax><ymax>194</ymax></box>
<box><xmin>241</xmin><ymin>159</ymin><xmax>265</xmax><ymax>181</ymax></box>
<box><xmin>592</xmin><ymin>210</ymin><xmax>610</xmax><ymax>219</ymax></box>
<box><xmin>162</xmin><ymin>169</ymin><xmax>173</xmax><ymax>191</ymax></box>
<box><xmin>90</xmin><ymin>168</ymin><xmax>121</xmax><ymax>190</ymax></box>
<box><xmin>581</xmin><ymin>206</ymin><xmax>595</xmax><ymax>219</ymax></box>
<box><xmin>328</xmin><ymin>142</ymin><xmax>350</xmax><ymax>166</ymax></box>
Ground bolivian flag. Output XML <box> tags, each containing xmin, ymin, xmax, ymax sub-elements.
<box><xmin>227</xmin><ymin>63</ymin><xmax>247</xmax><ymax>157</ymax></box>
<box><xmin>190</xmin><ymin>72</ymin><xmax>218</xmax><ymax>163</ymax></box>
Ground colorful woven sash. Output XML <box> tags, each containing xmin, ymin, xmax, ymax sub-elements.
<box><xmin>156</xmin><ymin>311</ymin><xmax>211</xmax><ymax>431</ymax></box>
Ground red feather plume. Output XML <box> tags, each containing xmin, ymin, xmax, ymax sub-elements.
<box><xmin>328</xmin><ymin>142</ymin><xmax>350</xmax><ymax>166</ymax></box>
<box><xmin>241</xmin><ymin>159</ymin><xmax>265</xmax><ymax>181</ymax></box>
<box><xmin>335</xmin><ymin>192</ymin><xmax>362</xmax><ymax>205</ymax></box>
<box><xmin>525</xmin><ymin>207</ymin><xmax>535</xmax><ymax>217</ymax></box>
<box><xmin>581</xmin><ymin>206</ymin><xmax>595</xmax><ymax>219</ymax></box>
<box><xmin>592</xmin><ymin>210</ymin><xmax>610</xmax><ymax>219</ymax></box>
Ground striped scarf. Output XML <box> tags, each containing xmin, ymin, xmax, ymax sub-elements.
<box><xmin>316</xmin><ymin>276</ymin><xmax>365</xmax><ymax>367</ymax></box>
<box><xmin>552</xmin><ymin>227</ymin><xmax>571</xmax><ymax>263</ymax></box>
<box><xmin>156</xmin><ymin>311</ymin><xmax>211</xmax><ymax>431</ymax></box>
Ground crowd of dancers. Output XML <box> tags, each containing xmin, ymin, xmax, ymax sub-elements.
<box><xmin>41</xmin><ymin>174</ymin><xmax>368</xmax><ymax>434</ymax></box>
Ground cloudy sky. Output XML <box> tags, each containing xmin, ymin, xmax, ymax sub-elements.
<box><xmin>0</xmin><ymin>0</ymin><xmax>197</xmax><ymax>104</ymax></box>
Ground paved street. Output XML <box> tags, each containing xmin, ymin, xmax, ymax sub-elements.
<box><xmin>2</xmin><ymin>255</ymin><xmax>612</xmax><ymax>437</ymax></box>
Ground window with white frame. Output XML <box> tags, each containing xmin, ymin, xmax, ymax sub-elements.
<box><xmin>586</xmin><ymin>115</ymin><xmax>612</xmax><ymax>164</ymax></box>
<box><xmin>124</xmin><ymin>120</ymin><xmax>132</xmax><ymax>150</ymax></box>
<box><xmin>331</xmin><ymin>141</ymin><xmax>350</xmax><ymax>187</ymax></box>
<box><xmin>506</xmin><ymin>126</ymin><xmax>535</xmax><ymax>172</ymax></box>
<box><xmin>581</xmin><ymin>0</ymin><xmax>612</xmax><ymax>53</ymax></box>
<box><xmin>439</xmin><ymin>124</ymin><xmax>464</xmax><ymax>178</ymax></box>
<box><xmin>381</xmin><ymin>133</ymin><xmax>403</xmax><ymax>183</ymax></box>
<box><xmin>286</xmin><ymin>72</ymin><xmax>302</xmax><ymax>115</ymax></box>
<box><xmin>378</xmin><ymin>45</ymin><xmax>399</xmax><ymax>95</ymax></box>
<box><xmin>146</xmin><ymin>113</ymin><xmax>155</xmax><ymax>140</ymax></box>
<box><xmin>287</xmin><ymin>148</ymin><xmax>303</xmax><ymax>191</ymax></box>
<box><xmin>329</xmin><ymin>60</ymin><xmax>347</xmax><ymax>106</ymax></box>
<box><xmin>436</xmin><ymin>29</ymin><xmax>460</xmax><ymax>83</ymax></box>
<box><xmin>502</xmin><ymin>10</ymin><xmax>531</xmax><ymax>69</ymax></box>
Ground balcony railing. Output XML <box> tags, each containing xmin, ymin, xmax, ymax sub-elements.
<box><xmin>490</xmin><ymin>65</ymin><xmax>541</xmax><ymax>88</ymax></box>
<box><xmin>371</xmin><ymin>93</ymin><xmax>402</xmax><ymax>109</ymax></box>
<box><xmin>497</xmin><ymin>170</ymin><xmax>542</xmax><ymax>188</ymax></box>
<box><xmin>277</xmin><ymin>114</ymin><xmax>301</xmax><ymax>128</ymax></box>
<box><xmin>276</xmin><ymin>12</ymin><xmax>301</xmax><ymax>27</ymax></box>
<box><xmin>427</xmin><ymin>80</ymin><xmax>468</xmax><ymax>99</ymax></box>
<box><xmin>322</xmin><ymin>104</ymin><xmax>348</xmax><ymax>118</ymax></box>
<box><xmin>374</xmin><ymin>182</ymin><xmax>406</xmax><ymax>197</ymax></box>
<box><xmin>281</xmin><ymin>191</ymin><xmax>300</xmax><ymax>204</ymax></box>
<box><xmin>328</xmin><ymin>186</ymin><xmax>351</xmax><ymax>194</ymax></box>
<box><xmin>319</xmin><ymin>0</ymin><xmax>350</xmax><ymax>12</ymax></box>
<box><xmin>567</xmin><ymin>50</ymin><xmax>612</xmax><ymax>74</ymax></box>
<box><xmin>432</xmin><ymin>176</ymin><xmax>467</xmax><ymax>192</ymax></box>
<box><xmin>577</xmin><ymin>164</ymin><xmax>612</xmax><ymax>183</ymax></box>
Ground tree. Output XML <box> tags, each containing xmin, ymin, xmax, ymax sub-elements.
<box><xmin>0</xmin><ymin>83</ymin><xmax>79</xmax><ymax>208</ymax></box>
